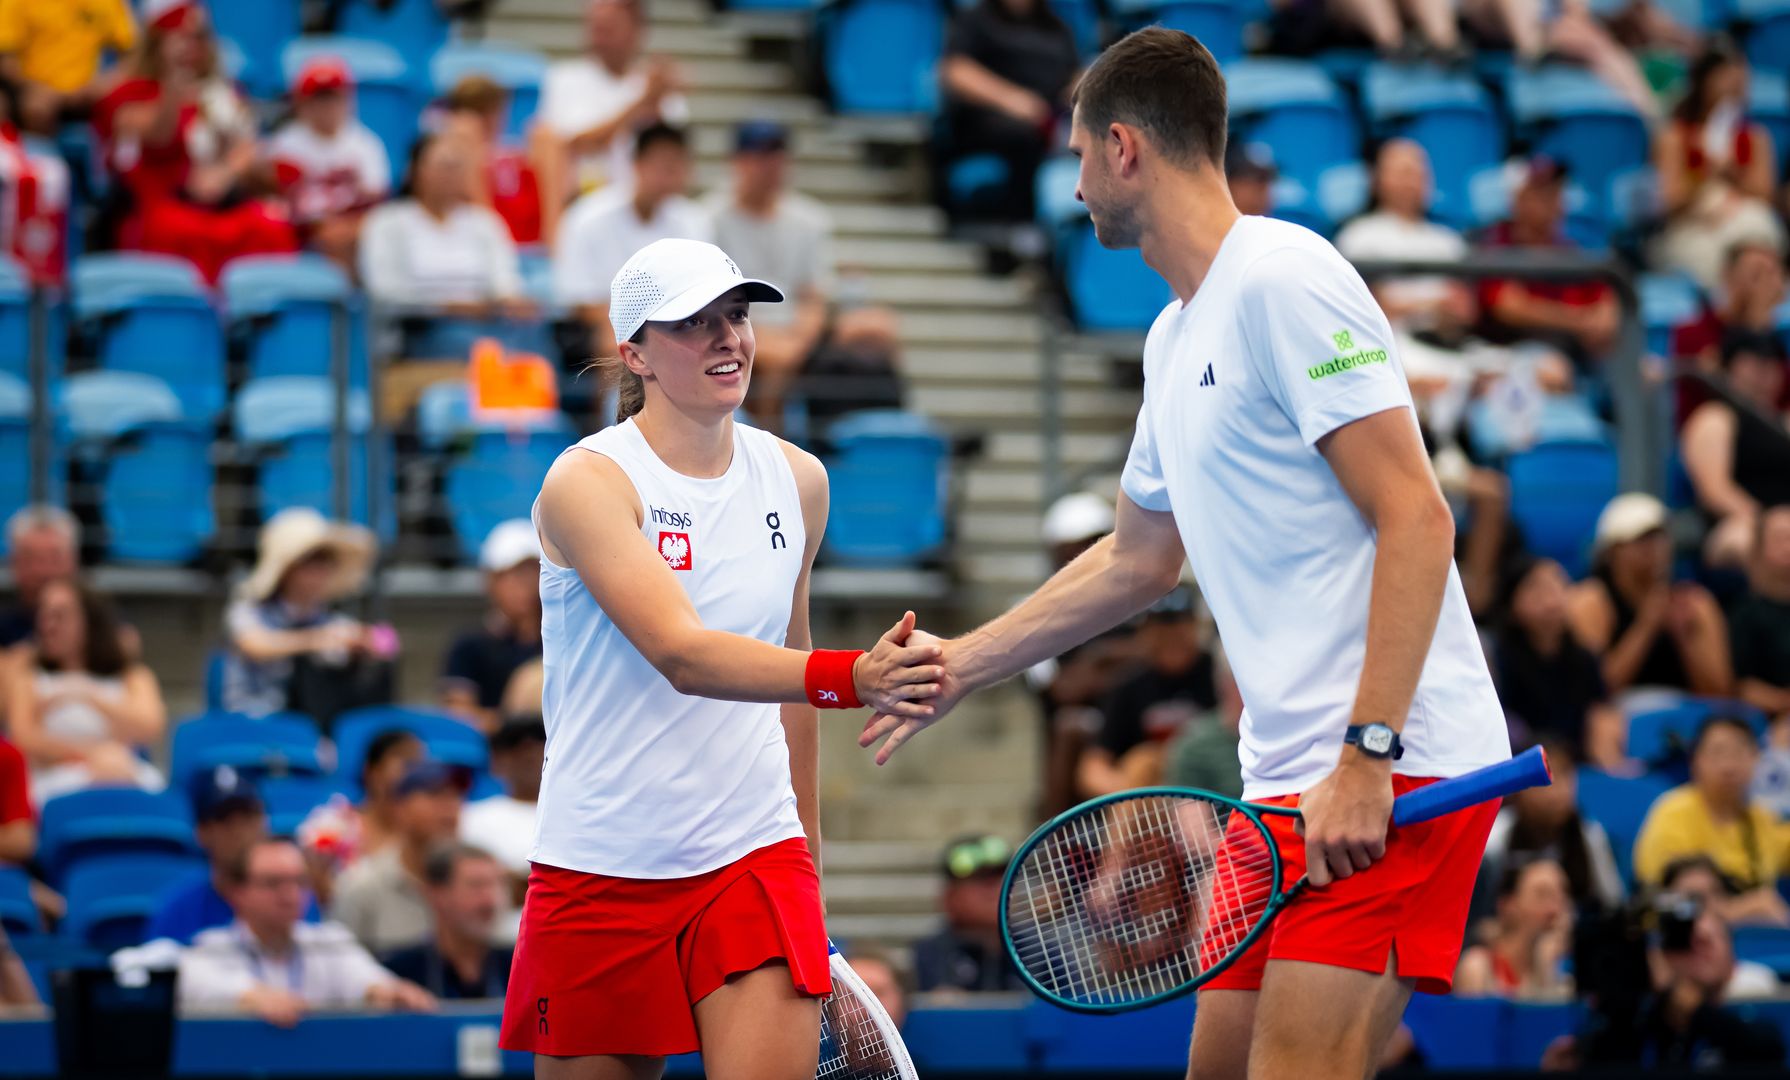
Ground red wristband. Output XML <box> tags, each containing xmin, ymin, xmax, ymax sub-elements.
<box><xmin>805</xmin><ymin>649</ymin><xmax>865</xmax><ymax>709</ymax></box>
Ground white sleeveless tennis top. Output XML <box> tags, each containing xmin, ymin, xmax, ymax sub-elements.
<box><xmin>530</xmin><ymin>418</ymin><xmax>809</xmax><ymax>878</ymax></box>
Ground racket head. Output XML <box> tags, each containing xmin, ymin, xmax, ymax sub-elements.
<box><xmin>817</xmin><ymin>944</ymin><xmax>919</xmax><ymax>1080</ymax></box>
<box><xmin>1000</xmin><ymin>786</ymin><xmax>1292</xmax><ymax>1013</ymax></box>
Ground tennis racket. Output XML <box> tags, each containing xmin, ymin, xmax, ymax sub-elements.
<box><xmin>817</xmin><ymin>940</ymin><xmax>919</xmax><ymax>1080</ymax></box>
<box><xmin>1000</xmin><ymin>745</ymin><xmax>1552</xmax><ymax>1013</ymax></box>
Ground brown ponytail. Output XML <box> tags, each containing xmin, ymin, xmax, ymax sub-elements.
<box><xmin>590</xmin><ymin>325</ymin><xmax>649</xmax><ymax>422</ymax></box>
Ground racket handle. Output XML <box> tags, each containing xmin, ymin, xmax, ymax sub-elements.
<box><xmin>1390</xmin><ymin>746</ymin><xmax>1552</xmax><ymax>826</ymax></box>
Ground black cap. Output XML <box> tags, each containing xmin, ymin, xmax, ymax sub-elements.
<box><xmin>1225</xmin><ymin>142</ymin><xmax>1276</xmax><ymax>182</ymax></box>
<box><xmin>941</xmin><ymin>834</ymin><xmax>1011</xmax><ymax>880</ymax></box>
<box><xmin>394</xmin><ymin>760</ymin><xmax>474</xmax><ymax>799</ymax></box>
<box><xmin>191</xmin><ymin>765</ymin><xmax>265</xmax><ymax>823</ymax></box>
<box><xmin>489</xmin><ymin>715</ymin><xmax>547</xmax><ymax>752</ymax></box>
<box><xmin>734</xmin><ymin>120</ymin><xmax>789</xmax><ymax>155</ymax></box>
<box><xmin>1521</xmin><ymin>154</ymin><xmax>1569</xmax><ymax>187</ymax></box>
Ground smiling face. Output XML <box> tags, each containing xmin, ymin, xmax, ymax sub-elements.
<box><xmin>623</xmin><ymin>288</ymin><xmax>756</xmax><ymax>418</ymax></box>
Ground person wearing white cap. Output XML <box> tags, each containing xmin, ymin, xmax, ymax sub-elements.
<box><xmin>1566</xmin><ymin>492</ymin><xmax>1731</xmax><ymax>696</ymax></box>
<box><xmin>439</xmin><ymin>520</ymin><xmax>543</xmax><ymax>732</ymax></box>
<box><xmin>500</xmin><ymin>237</ymin><xmax>944</xmax><ymax>1073</ymax></box>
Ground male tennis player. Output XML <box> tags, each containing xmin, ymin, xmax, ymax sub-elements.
<box><xmin>861</xmin><ymin>29</ymin><xmax>1510</xmax><ymax>1080</ymax></box>
<box><xmin>500</xmin><ymin>238</ymin><xmax>944</xmax><ymax>1080</ymax></box>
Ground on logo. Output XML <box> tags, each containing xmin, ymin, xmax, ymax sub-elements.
<box><xmin>658</xmin><ymin>531</ymin><xmax>692</xmax><ymax>571</ymax></box>
<box><xmin>537</xmin><ymin>997</ymin><xmax>549</xmax><ymax>1035</ymax></box>
<box><xmin>766</xmin><ymin>511</ymin><xmax>787</xmax><ymax>550</ymax></box>
<box><xmin>817</xmin><ymin>690</ymin><xmax>840</xmax><ymax>704</ymax></box>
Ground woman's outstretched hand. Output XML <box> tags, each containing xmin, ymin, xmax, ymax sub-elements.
<box><xmin>851</xmin><ymin>611</ymin><xmax>945</xmax><ymax>720</ymax></box>
<box><xmin>858</xmin><ymin>626</ymin><xmax>970</xmax><ymax>765</ymax></box>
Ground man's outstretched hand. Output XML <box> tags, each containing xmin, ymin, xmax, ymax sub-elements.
<box><xmin>858</xmin><ymin>630</ymin><xmax>971</xmax><ymax>764</ymax></box>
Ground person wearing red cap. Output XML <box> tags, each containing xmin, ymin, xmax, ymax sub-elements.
<box><xmin>265</xmin><ymin>56</ymin><xmax>391</xmax><ymax>269</ymax></box>
<box><xmin>92</xmin><ymin>0</ymin><xmax>297</xmax><ymax>282</ymax></box>
<box><xmin>0</xmin><ymin>0</ymin><xmax>135</xmax><ymax>133</ymax></box>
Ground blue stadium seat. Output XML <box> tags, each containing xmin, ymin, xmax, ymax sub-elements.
<box><xmin>1738</xmin><ymin>0</ymin><xmax>1790</xmax><ymax>73</ymax></box>
<box><xmin>1751</xmin><ymin>71</ymin><xmax>1790</xmax><ymax>175</ymax></box>
<box><xmin>1125</xmin><ymin>0</ymin><xmax>1243</xmax><ymax>63</ymax></box>
<box><xmin>38</xmin><ymin>788</ymin><xmax>198</xmax><ymax>883</ymax></box>
<box><xmin>1626</xmin><ymin>698</ymin><xmax>1767</xmax><ymax>764</ymax></box>
<box><xmin>726</xmin><ymin>0</ymin><xmax>827</xmax><ymax>8</ymax></box>
<box><xmin>211</xmin><ymin>0</ymin><xmax>302</xmax><ymax>97</ymax></box>
<box><xmin>57</xmin><ymin>371</ymin><xmax>183</xmax><ymax>443</ymax></box>
<box><xmin>62</xmin><ymin>853</ymin><xmax>207</xmax><ymax>951</ymax></box>
<box><xmin>221</xmin><ymin>255</ymin><xmax>368</xmax><ymax>387</ymax></box>
<box><xmin>72</xmin><ymin>254</ymin><xmax>224</xmax><ymax>420</ymax></box>
<box><xmin>1639</xmin><ymin>272</ymin><xmax>1705</xmax><ymax>358</ymax></box>
<box><xmin>1225</xmin><ymin>61</ymin><xmax>1359</xmax><ymax>192</ymax></box>
<box><xmin>1509</xmin><ymin>66</ymin><xmax>1650</xmax><ymax>215</ymax></box>
<box><xmin>823</xmin><ymin>0</ymin><xmax>946</xmax><ymax>114</ymax></box>
<box><xmin>338</xmin><ymin>0</ymin><xmax>452</xmax><ymax>60</ymax></box>
<box><xmin>332</xmin><ymin>706</ymin><xmax>490</xmax><ymax>798</ymax></box>
<box><xmin>1464</xmin><ymin>396</ymin><xmax>1609</xmax><ymax>462</ymax></box>
<box><xmin>1034</xmin><ymin>155</ymin><xmax>1083</xmax><ymax>226</ymax></box>
<box><xmin>282</xmin><ymin>37</ymin><xmax>421</xmax><ymax>180</ymax></box>
<box><xmin>0</xmin><ymin>866</ymin><xmax>39</xmax><ymax>939</ymax></box>
<box><xmin>431</xmin><ymin>42</ymin><xmax>549</xmax><ymax>142</ymax></box>
<box><xmin>1505</xmin><ymin>440</ymin><xmax>1620</xmax><ymax>578</ymax></box>
<box><xmin>102</xmin><ymin>423</ymin><xmax>216</xmax><ymax>563</ymax></box>
<box><xmin>1576</xmin><ymin>768</ymin><xmax>1673</xmax><ymax>885</ymax></box>
<box><xmin>1270</xmin><ymin>161</ymin><xmax>1368</xmax><ymax>235</ymax></box>
<box><xmin>0</xmin><ymin>374</ymin><xmax>31</xmax><ymax>545</ymax></box>
<box><xmin>1052</xmin><ymin>0</ymin><xmax>1104</xmax><ymax>58</ymax></box>
<box><xmin>820</xmin><ymin>410</ymin><xmax>949</xmax><ymax>565</ymax></box>
<box><xmin>442</xmin><ymin>431</ymin><xmax>567</xmax><ymax>563</ymax></box>
<box><xmin>1062</xmin><ymin>219</ymin><xmax>1175</xmax><ymax>332</ymax></box>
<box><xmin>259</xmin><ymin>775</ymin><xmax>347</xmax><ymax>839</ymax></box>
<box><xmin>415</xmin><ymin>380</ymin><xmax>574</xmax><ymax>452</ymax></box>
<box><xmin>1731</xmin><ymin>926</ymin><xmax>1790</xmax><ymax>977</ymax></box>
<box><xmin>1362</xmin><ymin>64</ymin><xmax>1506</xmax><ymax>230</ymax></box>
<box><xmin>169</xmin><ymin>713</ymin><xmax>326</xmax><ymax>794</ymax></box>
<box><xmin>235</xmin><ymin>377</ymin><xmax>391</xmax><ymax>537</ymax></box>
<box><xmin>945</xmin><ymin>154</ymin><xmax>1010</xmax><ymax>214</ymax></box>
<box><xmin>234</xmin><ymin>376</ymin><xmax>373</xmax><ymax>445</ymax></box>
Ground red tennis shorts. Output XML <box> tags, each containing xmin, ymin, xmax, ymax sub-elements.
<box><xmin>499</xmin><ymin>836</ymin><xmax>831</xmax><ymax>1058</ymax></box>
<box><xmin>1201</xmin><ymin>774</ymin><xmax>1498</xmax><ymax>995</ymax></box>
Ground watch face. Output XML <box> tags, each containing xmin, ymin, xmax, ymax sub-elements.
<box><xmin>1362</xmin><ymin>727</ymin><xmax>1393</xmax><ymax>754</ymax></box>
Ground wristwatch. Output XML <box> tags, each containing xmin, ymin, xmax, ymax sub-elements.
<box><xmin>1344</xmin><ymin>723</ymin><xmax>1404</xmax><ymax>761</ymax></box>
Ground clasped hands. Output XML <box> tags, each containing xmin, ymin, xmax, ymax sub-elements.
<box><xmin>846</xmin><ymin>611</ymin><xmax>965</xmax><ymax>764</ymax></box>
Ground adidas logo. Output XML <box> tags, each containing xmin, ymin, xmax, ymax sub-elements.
<box><xmin>1197</xmin><ymin>363</ymin><xmax>1215</xmax><ymax>388</ymax></box>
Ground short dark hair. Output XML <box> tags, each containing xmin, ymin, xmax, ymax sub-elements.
<box><xmin>1659</xmin><ymin>852</ymin><xmax>1735</xmax><ymax>894</ymax></box>
<box><xmin>35</xmin><ymin>578</ymin><xmax>129</xmax><ymax>678</ymax></box>
<box><xmin>1072</xmin><ymin>28</ymin><xmax>1228</xmax><ymax>169</ymax></box>
<box><xmin>363</xmin><ymin>728</ymin><xmax>422</xmax><ymax>785</ymax></box>
<box><xmin>422</xmin><ymin>842</ymin><xmax>497</xmax><ymax>888</ymax></box>
<box><xmin>635</xmin><ymin>122</ymin><xmax>688</xmax><ymax>160</ymax></box>
<box><xmin>1691</xmin><ymin>713</ymin><xmax>1757</xmax><ymax>757</ymax></box>
<box><xmin>224</xmin><ymin>837</ymin><xmax>302</xmax><ymax>885</ymax></box>
<box><xmin>1724</xmin><ymin>238</ymin><xmax>1782</xmax><ymax>273</ymax></box>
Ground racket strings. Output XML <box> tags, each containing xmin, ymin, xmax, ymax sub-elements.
<box><xmin>817</xmin><ymin>956</ymin><xmax>914</xmax><ymax>1080</ymax></box>
<box><xmin>1007</xmin><ymin>794</ymin><xmax>1280</xmax><ymax>1007</ymax></box>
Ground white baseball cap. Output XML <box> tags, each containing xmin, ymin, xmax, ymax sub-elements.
<box><xmin>481</xmin><ymin>518</ymin><xmax>542</xmax><ymax>573</ymax></box>
<box><xmin>1042</xmin><ymin>492</ymin><xmax>1115</xmax><ymax>546</ymax></box>
<box><xmin>609</xmin><ymin>239</ymin><xmax>783</xmax><ymax>346</ymax></box>
<box><xmin>1593</xmin><ymin>492</ymin><xmax>1669</xmax><ymax>553</ymax></box>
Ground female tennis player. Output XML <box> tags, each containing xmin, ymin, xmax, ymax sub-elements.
<box><xmin>500</xmin><ymin>238</ymin><xmax>943</xmax><ymax>1080</ymax></box>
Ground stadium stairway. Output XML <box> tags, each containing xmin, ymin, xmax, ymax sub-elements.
<box><xmin>489</xmin><ymin>0</ymin><xmax>1149</xmax><ymax>948</ymax></box>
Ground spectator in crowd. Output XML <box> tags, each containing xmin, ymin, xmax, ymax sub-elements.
<box><xmin>440</xmin><ymin>520</ymin><xmax>541</xmax><ymax>732</ymax></box>
<box><xmin>1655</xmin><ymin>45</ymin><xmax>1785</xmax><ymax>290</ymax></box>
<box><xmin>91</xmin><ymin>0</ymin><xmax>296</xmax><ymax>282</ymax></box>
<box><xmin>553</xmin><ymin>123</ymin><xmax>708</xmax><ymax>354</ymax></box>
<box><xmin>1028</xmin><ymin>492</ymin><xmax>1136</xmax><ymax>818</ymax></box>
<box><xmin>1271</xmin><ymin>0</ymin><xmax>1462</xmax><ymax>59</ymax></box>
<box><xmin>0</xmin><ymin>736</ymin><xmax>32</xmax><ymax>865</ymax></box>
<box><xmin>1163</xmin><ymin>643</ymin><xmax>1243</xmax><ymax>799</ymax></box>
<box><xmin>459</xmin><ymin>717</ymin><xmax>543</xmax><ymax>898</ymax></box>
<box><xmin>846</xmin><ymin>947</ymin><xmax>910</xmax><ymax>1030</ymax></box>
<box><xmin>1455</xmin><ymin>858</ymin><xmax>1575</xmax><ymax>997</ymax></box>
<box><xmin>1680</xmin><ymin>331</ymin><xmax>1790</xmax><ymax>568</ymax></box>
<box><xmin>1460</xmin><ymin>0</ymin><xmax>1658</xmax><ymax>119</ymax></box>
<box><xmin>1078</xmin><ymin>587</ymin><xmax>1214</xmax><ymax>798</ymax></box>
<box><xmin>1225</xmin><ymin>142</ymin><xmax>1276</xmax><ymax>218</ymax></box>
<box><xmin>1476</xmin><ymin>738</ymin><xmax>1625</xmax><ymax>919</ymax></box>
<box><xmin>5</xmin><ymin>578</ymin><xmax>165</xmax><ymax>804</ymax></box>
<box><xmin>1568</xmin><ymin>493</ymin><xmax>1732</xmax><ymax>697</ymax></box>
<box><xmin>913</xmin><ymin>835</ymin><xmax>1026</xmax><ymax>993</ymax></box>
<box><xmin>0</xmin><ymin>925</ymin><xmax>36</xmax><ymax>1008</ymax></box>
<box><xmin>149</xmin><ymin>768</ymin><xmax>321</xmax><ymax>945</ymax></box>
<box><xmin>1477</xmin><ymin>157</ymin><xmax>1621</xmax><ymax>365</ymax></box>
<box><xmin>1634</xmin><ymin>715</ymin><xmax>1790</xmax><ymax>923</ymax></box>
<box><xmin>380</xmin><ymin>844</ymin><xmax>512</xmax><ymax>999</ymax></box>
<box><xmin>938</xmin><ymin>0</ymin><xmax>1080</xmax><ymax>223</ymax></box>
<box><xmin>0</xmin><ymin>506</ymin><xmax>78</xmax><ymax>648</ymax></box>
<box><xmin>359</xmin><ymin>132</ymin><xmax>530</xmax><ymax>319</ymax></box>
<box><xmin>0</xmin><ymin>79</ymin><xmax>70</xmax><ymax>285</ymax></box>
<box><xmin>264</xmin><ymin>56</ymin><xmax>391</xmax><ymax>270</ymax></box>
<box><xmin>179</xmin><ymin>837</ymin><xmax>435</xmax><ymax>1026</ymax></box>
<box><xmin>1659</xmin><ymin>855</ymin><xmax>1789</xmax><ymax>990</ymax></box>
<box><xmin>0</xmin><ymin>0</ymin><xmax>134</xmax><ymax>132</ymax></box>
<box><xmin>221</xmin><ymin>509</ymin><xmax>385</xmax><ymax>721</ymax></box>
<box><xmin>355</xmin><ymin>729</ymin><xmax>427</xmax><ymax>861</ymax></box>
<box><xmin>438</xmin><ymin>75</ymin><xmax>544</xmax><ymax>246</ymax></box>
<box><xmin>1493</xmin><ymin>557</ymin><xmax>1625</xmax><ymax>766</ymax></box>
<box><xmin>1732</xmin><ymin>505</ymin><xmax>1790</xmax><ymax>730</ymax></box>
<box><xmin>535</xmin><ymin>0</ymin><xmax>686</xmax><ymax>213</ymax></box>
<box><xmin>333</xmin><ymin>760</ymin><xmax>473</xmax><ymax>954</ymax></box>
<box><xmin>1670</xmin><ymin>240</ymin><xmax>1787</xmax><ymax>388</ymax></box>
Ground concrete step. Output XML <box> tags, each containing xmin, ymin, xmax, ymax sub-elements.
<box><xmin>911</xmin><ymin>385</ymin><xmax>1140</xmax><ymax>426</ymax></box>
<box><xmin>956</xmin><ymin>551</ymin><xmax>1054</xmax><ymax>592</ymax></box>
<box><xmin>497</xmin><ymin>19</ymin><xmax>746</xmax><ymax>58</ymax></box>
<box><xmin>693</xmin><ymin>159</ymin><xmax>908</xmax><ymax>200</ymax></box>
<box><xmin>688</xmin><ymin>91</ymin><xmax>824</xmax><ymax>125</ymax></box>
<box><xmin>985</xmin><ymin>431</ymin><xmax>1131</xmax><ymax>468</ymax></box>
<box><xmin>901</xmin><ymin>347</ymin><xmax>1118</xmax><ymax>387</ymax></box>
<box><xmin>819</xmin><ymin>840</ymin><xmax>941</xmax><ymax>874</ymax></box>
<box><xmin>814</xmin><ymin>914</ymin><xmax>940</xmax><ymax>945</ymax></box>
<box><xmin>689</xmin><ymin>125</ymin><xmax>858</xmax><ymax>164</ymax></box>
<box><xmin>820</xmin><ymin>872</ymin><xmax>940</xmax><ymax>915</ymax></box>
<box><xmin>834</xmin><ymin>238</ymin><xmax>981</xmax><ymax>274</ymax></box>
<box><xmin>830</xmin><ymin>785</ymin><xmax>1035</xmax><ymax>842</ymax></box>
<box><xmin>963</xmin><ymin>465</ymin><xmax>1045</xmax><ymax>508</ymax></box>
<box><xmin>683</xmin><ymin>58</ymin><xmax>797</xmax><ymax>93</ymax></box>
<box><xmin>863</xmin><ymin>274</ymin><xmax>1030</xmax><ymax>309</ymax></box>
<box><xmin>958</xmin><ymin>510</ymin><xmax>1045</xmax><ymax>548</ymax></box>
<box><xmin>497</xmin><ymin>0</ymin><xmax>713</xmax><ymax>22</ymax></box>
<box><xmin>827</xmin><ymin>202</ymin><xmax>947</xmax><ymax>236</ymax></box>
<box><xmin>900</xmin><ymin>311</ymin><xmax>1042</xmax><ymax>347</ymax></box>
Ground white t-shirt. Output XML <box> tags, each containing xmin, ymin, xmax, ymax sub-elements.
<box><xmin>179</xmin><ymin>921</ymin><xmax>396</xmax><ymax>1010</ymax></box>
<box><xmin>703</xmin><ymin>191</ymin><xmax>835</xmax><ymax>328</ymax></box>
<box><xmin>358</xmin><ymin>200</ymin><xmax>524</xmax><ymax>306</ymax></box>
<box><xmin>1119</xmin><ymin>216</ymin><xmax>1508</xmax><ymax>798</ymax></box>
<box><xmin>552</xmin><ymin>187</ymin><xmax>712</xmax><ymax>307</ymax></box>
<box><xmin>265</xmin><ymin>120</ymin><xmax>390</xmax><ymax>225</ymax></box>
<box><xmin>460</xmin><ymin>794</ymin><xmax>538</xmax><ymax>876</ymax></box>
<box><xmin>539</xmin><ymin>57</ymin><xmax>689</xmax><ymax>196</ymax></box>
<box><xmin>531</xmin><ymin>420</ymin><xmax>808</xmax><ymax>877</ymax></box>
<box><xmin>1333</xmin><ymin>211</ymin><xmax>1468</xmax><ymax>323</ymax></box>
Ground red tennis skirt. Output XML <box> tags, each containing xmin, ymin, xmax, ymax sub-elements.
<box><xmin>500</xmin><ymin>837</ymin><xmax>831</xmax><ymax>1058</ymax></box>
<box><xmin>1201</xmin><ymin>775</ymin><xmax>1499</xmax><ymax>995</ymax></box>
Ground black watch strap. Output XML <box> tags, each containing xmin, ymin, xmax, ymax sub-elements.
<box><xmin>1344</xmin><ymin>723</ymin><xmax>1405</xmax><ymax>760</ymax></box>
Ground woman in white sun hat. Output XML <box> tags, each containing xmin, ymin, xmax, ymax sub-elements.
<box><xmin>1565</xmin><ymin>492</ymin><xmax>1732</xmax><ymax>698</ymax></box>
<box><xmin>222</xmin><ymin>508</ymin><xmax>383</xmax><ymax>719</ymax></box>
<box><xmin>500</xmin><ymin>238</ymin><xmax>942</xmax><ymax>1079</ymax></box>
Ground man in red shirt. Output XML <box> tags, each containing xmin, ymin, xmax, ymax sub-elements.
<box><xmin>0</xmin><ymin>737</ymin><xmax>34</xmax><ymax>866</ymax></box>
